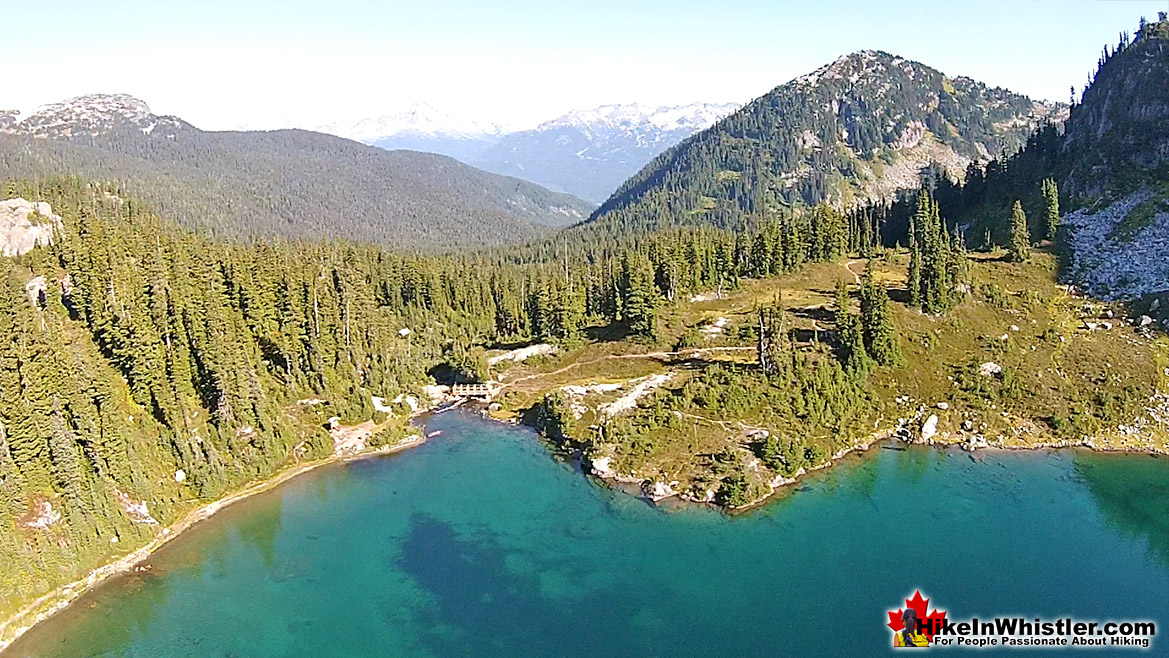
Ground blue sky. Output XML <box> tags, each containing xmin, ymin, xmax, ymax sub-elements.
<box><xmin>3</xmin><ymin>0</ymin><xmax>1165</xmax><ymax>130</ymax></box>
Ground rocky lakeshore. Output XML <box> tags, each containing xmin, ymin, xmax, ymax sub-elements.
<box><xmin>567</xmin><ymin>392</ymin><xmax>1169</xmax><ymax>513</ymax></box>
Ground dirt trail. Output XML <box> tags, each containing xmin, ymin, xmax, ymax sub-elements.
<box><xmin>844</xmin><ymin>259</ymin><xmax>863</xmax><ymax>285</ymax></box>
<box><xmin>501</xmin><ymin>346</ymin><xmax>755</xmax><ymax>389</ymax></box>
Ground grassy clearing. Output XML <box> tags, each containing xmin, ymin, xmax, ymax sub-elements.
<box><xmin>492</xmin><ymin>248</ymin><xmax>1168</xmax><ymax>506</ymax></box>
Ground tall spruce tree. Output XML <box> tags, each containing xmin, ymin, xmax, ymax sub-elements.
<box><xmin>757</xmin><ymin>293</ymin><xmax>789</xmax><ymax>377</ymax></box>
<box><xmin>907</xmin><ymin>191</ymin><xmax>957</xmax><ymax>314</ymax></box>
<box><xmin>907</xmin><ymin>195</ymin><xmax>922</xmax><ymax>308</ymax></box>
<box><xmin>1009</xmin><ymin>200</ymin><xmax>1031</xmax><ymax>262</ymax></box>
<box><xmin>860</xmin><ymin>264</ymin><xmax>903</xmax><ymax>367</ymax></box>
<box><xmin>833</xmin><ymin>278</ymin><xmax>869</xmax><ymax>375</ymax></box>
<box><xmin>1041</xmin><ymin>178</ymin><xmax>1060</xmax><ymax>241</ymax></box>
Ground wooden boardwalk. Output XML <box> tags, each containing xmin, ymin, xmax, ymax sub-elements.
<box><xmin>451</xmin><ymin>383</ymin><xmax>496</xmax><ymax>399</ymax></box>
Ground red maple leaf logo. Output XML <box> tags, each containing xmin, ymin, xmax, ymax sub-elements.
<box><xmin>887</xmin><ymin>590</ymin><xmax>947</xmax><ymax>642</ymax></box>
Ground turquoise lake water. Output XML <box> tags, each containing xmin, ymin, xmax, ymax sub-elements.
<box><xmin>7</xmin><ymin>411</ymin><xmax>1169</xmax><ymax>657</ymax></box>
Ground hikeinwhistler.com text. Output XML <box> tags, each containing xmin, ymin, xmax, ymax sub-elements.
<box><xmin>919</xmin><ymin>616</ymin><xmax>1155</xmax><ymax>649</ymax></box>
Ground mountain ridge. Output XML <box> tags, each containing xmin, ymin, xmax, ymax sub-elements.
<box><xmin>0</xmin><ymin>94</ymin><xmax>593</xmax><ymax>249</ymax></box>
<box><xmin>584</xmin><ymin>49</ymin><xmax>1066</xmax><ymax>236</ymax></box>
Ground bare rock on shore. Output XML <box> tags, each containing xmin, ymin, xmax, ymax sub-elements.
<box><xmin>645</xmin><ymin>480</ymin><xmax>678</xmax><ymax>501</ymax></box>
<box><xmin>330</xmin><ymin>420</ymin><xmax>376</xmax><ymax>455</ymax></box>
<box><xmin>921</xmin><ymin>414</ymin><xmax>939</xmax><ymax>442</ymax></box>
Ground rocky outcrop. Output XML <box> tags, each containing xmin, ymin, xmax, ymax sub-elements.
<box><xmin>0</xmin><ymin>198</ymin><xmax>62</xmax><ymax>257</ymax></box>
<box><xmin>1062</xmin><ymin>33</ymin><xmax>1169</xmax><ymax>198</ymax></box>
<box><xmin>1065</xmin><ymin>189</ymin><xmax>1169</xmax><ymax>299</ymax></box>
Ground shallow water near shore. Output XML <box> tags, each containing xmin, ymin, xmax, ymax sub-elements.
<box><xmin>8</xmin><ymin>411</ymin><xmax>1169</xmax><ymax>657</ymax></box>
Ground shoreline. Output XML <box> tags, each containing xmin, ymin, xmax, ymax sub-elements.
<box><xmin>3</xmin><ymin>402</ymin><xmax>1167</xmax><ymax>651</ymax></box>
<box><xmin>726</xmin><ymin>434</ymin><xmax>1169</xmax><ymax>512</ymax></box>
<box><xmin>0</xmin><ymin>433</ymin><xmax>428</xmax><ymax>654</ymax></box>
<box><xmin>576</xmin><ymin>425</ymin><xmax>1169</xmax><ymax>513</ymax></box>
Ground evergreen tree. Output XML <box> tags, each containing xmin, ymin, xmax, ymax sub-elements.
<box><xmin>620</xmin><ymin>253</ymin><xmax>659</xmax><ymax>342</ymax></box>
<box><xmin>756</xmin><ymin>294</ymin><xmax>789</xmax><ymax>377</ymax></box>
<box><xmin>833</xmin><ymin>278</ymin><xmax>869</xmax><ymax>375</ymax></box>
<box><xmin>860</xmin><ymin>264</ymin><xmax>903</xmax><ymax>366</ymax></box>
<box><xmin>1009</xmin><ymin>200</ymin><xmax>1031</xmax><ymax>262</ymax></box>
<box><xmin>1041</xmin><ymin>178</ymin><xmax>1060</xmax><ymax>241</ymax></box>
<box><xmin>907</xmin><ymin>191</ymin><xmax>958</xmax><ymax>314</ymax></box>
<box><xmin>907</xmin><ymin>198</ymin><xmax>922</xmax><ymax>308</ymax></box>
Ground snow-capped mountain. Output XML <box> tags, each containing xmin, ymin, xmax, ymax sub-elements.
<box><xmin>0</xmin><ymin>94</ymin><xmax>190</xmax><ymax>139</ymax></box>
<box><xmin>536</xmin><ymin>102</ymin><xmax>739</xmax><ymax>141</ymax></box>
<box><xmin>471</xmin><ymin>102</ymin><xmax>739</xmax><ymax>203</ymax></box>
<box><xmin>317</xmin><ymin>104</ymin><xmax>504</xmax><ymax>162</ymax></box>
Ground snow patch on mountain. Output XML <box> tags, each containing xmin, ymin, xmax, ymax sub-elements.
<box><xmin>318</xmin><ymin>103</ymin><xmax>503</xmax><ymax>144</ymax></box>
<box><xmin>470</xmin><ymin>102</ymin><xmax>739</xmax><ymax>202</ymax></box>
<box><xmin>537</xmin><ymin>102</ymin><xmax>739</xmax><ymax>144</ymax></box>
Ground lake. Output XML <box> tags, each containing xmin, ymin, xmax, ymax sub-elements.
<box><xmin>7</xmin><ymin>411</ymin><xmax>1169</xmax><ymax>657</ymax></box>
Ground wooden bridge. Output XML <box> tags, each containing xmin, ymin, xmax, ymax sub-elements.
<box><xmin>451</xmin><ymin>383</ymin><xmax>496</xmax><ymax>399</ymax></box>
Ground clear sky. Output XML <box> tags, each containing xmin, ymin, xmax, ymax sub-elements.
<box><xmin>3</xmin><ymin>0</ymin><xmax>1166</xmax><ymax>131</ymax></box>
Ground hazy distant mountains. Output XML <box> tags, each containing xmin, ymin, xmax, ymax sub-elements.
<box><xmin>318</xmin><ymin>102</ymin><xmax>739</xmax><ymax>203</ymax></box>
<box><xmin>473</xmin><ymin>103</ymin><xmax>739</xmax><ymax>203</ymax></box>
<box><xmin>0</xmin><ymin>95</ymin><xmax>592</xmax><ymax>249</ymax></box>
<box><xmin>319</xmin><ymin>103</ymin><xmax>505</xmax><ymax>163</ymax></box>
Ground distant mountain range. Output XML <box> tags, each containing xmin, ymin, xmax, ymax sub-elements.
<box><xmin>318</xmin><ymin>103</ymin><xmax>505</xmax><ymax>163</ymax></box>
<box><xmin>315</xmin><ymin>102</ymin><xmax>739</xmax><ymax>203</ymax></box>
<box><xmin>472</xmin><ymin>103</ymin><xmax>739</xmax><ymax>203</ymax></box>
<box><xmin>0</xmin><ymin>95</ymin><xmax>592</xmax><ymax>249</ymax></box>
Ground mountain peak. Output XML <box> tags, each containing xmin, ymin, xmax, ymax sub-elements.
<box><xmin>588</xmin><ymin>52</ymin><xmax>1068</xmax><ymax>233</ymax></box>
<box><xmin>2</xmin><ymin>93</ymin><xmax>187</xmax><ymax>139</ymax></box>
<box><xmin>794</xmin><ymin>49</ymin><xmax>920</xmax><ymax>88</ymax></box>
<box><xmin>474</xmin><ymin>102</ymin><xmax>740</xmax><ymax>203</ymax></box>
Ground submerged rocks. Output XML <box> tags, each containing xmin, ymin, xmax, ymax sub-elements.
<box><xmin>963</xmin><ymin>434</ymin><xmax>989</xmax><ymax>452</ymax></box>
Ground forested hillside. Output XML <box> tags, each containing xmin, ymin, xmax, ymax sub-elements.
<box><xmin>0</xmin><ymin>96</ymin><xmax>592</xmax><ymax>249</ymax></box>
<box><xmin>1062</xmin><ymin>19</ymin><xmax>1169</xmax><ymax>198</ymax></box>
<box><xmin>0</xmin><ymin>176</ymin><xmax>891</xmax><ymax>617</ymax></box>
<box><xmin>584</xmin><ymin>50</ymin><xmax>1064</xmax><ymax>238</ymax></box>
